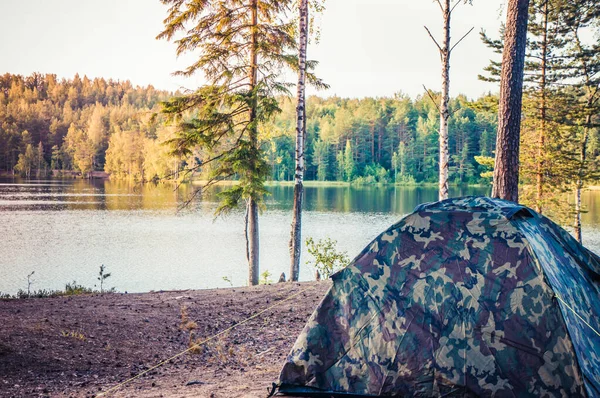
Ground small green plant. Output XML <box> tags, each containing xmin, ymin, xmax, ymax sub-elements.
<box><xmin>27</xmin><ymin>271</ymin><xmax>35</xmax><ymax>298</ymax></box>
<box><xmin>97</xmin><ymin>264</ymin><xmax>112</xmax><ymax>293</ymax></box>
<box><xmin>64</xmin><ymin>281</ymin><xmax>94</xmax><ymax>296</ymax></box>
<box><xmin>6</xmin><ymin>276</ymin><xmax>117</xmax><ymax>299</ymax></box>
<box><xmin>260</xmin><ymin>270</ymin><xmax>273</xmax><ymax>285</ymax></box>
<box><xmin>222</xmin><ymin>276</ymin><xmax>233</xmax><ymax>287</ymax></box>
<box><xmin>306</xmin><ymin>237</ymin><xmax>350</xmax><ymax>279</ymax></box>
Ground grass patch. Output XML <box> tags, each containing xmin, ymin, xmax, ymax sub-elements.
<box><xmin>1</xmin><ymin>281</ymin><xmax>115</xmax><ymax>300</ymax></box>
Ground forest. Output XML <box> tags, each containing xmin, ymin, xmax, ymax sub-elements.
<box><xmin>0</xmin><ymin>72</ymin><xmax>500</xmax><ymax>185</ymax></box>
<box><xmin>0</xmin><ymin>73</ymin><xmax>176</xmax><ymax>180</ymax></box>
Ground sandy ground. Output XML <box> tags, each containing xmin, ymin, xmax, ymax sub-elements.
<box><xmin>0</xmin><ymin>281</ymin><xmax>331</xmax><ymax>398</ymax></box>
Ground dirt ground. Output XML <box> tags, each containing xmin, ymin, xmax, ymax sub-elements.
<box><xmin>0</xmin><ymin>281</ymin><xmax>331</xmax><ymax>398</ymax></box>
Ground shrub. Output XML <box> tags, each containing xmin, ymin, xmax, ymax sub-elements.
<box><xmin>306</xmin><ymin>237</ymin><xmax>350</xmax><ymax>279</ymax></box>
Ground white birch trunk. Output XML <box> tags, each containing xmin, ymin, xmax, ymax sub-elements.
<box><xmin>438</xmin><ymin>0</ymin><xmax>451</xmax><ymax>201</ymax></box>
<box><xmin>289</xmin><ymin>0</ymin><xmax>308</xmax><ymax>282</ymax></box>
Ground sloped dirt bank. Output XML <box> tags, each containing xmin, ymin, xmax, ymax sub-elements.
<box><xmin>0</xmin><ymin>281</ymin><xmax>330</xmax><ymax>398</ymax></box>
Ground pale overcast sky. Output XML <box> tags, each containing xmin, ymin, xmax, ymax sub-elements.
<box><xmin>0</xmin><ymin>0</ymin><xmax>505</xmax><ymax>99</ymax></box>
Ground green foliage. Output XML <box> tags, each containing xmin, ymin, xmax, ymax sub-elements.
<box><xmin>1</xmin><ymin>266</ymin><xmax>116</xmax><ymax>299</ymax></box>
<box><xmin>313</xmin><ymin>139</ymin><xmax>329</xmax><ymax>181</ymax></box>
<box><xmin>259</xmin><ymin>270</ymin><xmax>273</xmax><ymax>285</ymax></box>
<box><xmin>266</xmin><ymin>94</ymin><xmax>498</xmax><ymax>186</ymax></box>
<box><xmin>97</xmin><ymin>264</ymin><xmax>112</xmax><ymax>293</ymax></box>
<box><xmin>480</xmin><ymin>0</ymin><xmax>600</xmax><ymax>220</ymax></box>
<box><xmin>474</xmin><ymin>156</ymin><xmax>494</xmax><ymax>179</ymax></box>
<box><xmin>305</xmin><ymin>237</ymin><xmax>350</xmax><ymax>279</ymax></box>
<box><xmin>397</xmin><ymin>174</ymin><xmax>417</xmax><ymax>186</ymax></box>
<box><xmin>9</xmin><ymin>281</ymin><xmax>95</xmax><ymax>299</ymax></box>
<box><xmin>343</xmin><ymin>140</ymin><xmax>356</xmax><ymax>182</ymax></box>
<box><xmin>157</xmin><ymin>0</ymin><xmax>304</xmax><ymax>215</ymax></box>
<box><xmin>63</xmin><ymin>281</ymin><xmax>95</xmax><ymax>296</ymax></box>
<box><xmin>222</xmin><ymin>276</ymin><xmax>233</xmax><ymax>287</ymax></box>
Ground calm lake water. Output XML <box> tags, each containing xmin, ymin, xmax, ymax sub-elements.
<box><xmin>1</xmin><ymin>178</ymin><xmax>599</xmax><ymax>294</ymax></box>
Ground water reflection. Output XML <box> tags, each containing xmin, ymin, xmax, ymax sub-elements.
<box><xmin>0</xmin><ymin>178</ymin><xmax>493</xmax><ymax>214</ymax></box>
<box><xmin>0</xmin><ymin>177</ymin><xmax>599</xmax><ymax>295</ymax></box>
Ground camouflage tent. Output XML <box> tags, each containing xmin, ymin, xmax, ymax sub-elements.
<box><xmin>275</xmin><ymin>197</ymin><xmax>600</xmax><ymax>397</ymax></box>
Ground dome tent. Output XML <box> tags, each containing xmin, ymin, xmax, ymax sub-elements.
<box><xmin>274</xmin><ymin>197</ymin><xmax>600</xmax><ymax>397</ymax></box>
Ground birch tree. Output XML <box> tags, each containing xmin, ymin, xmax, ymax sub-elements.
<box><xmin>289</xmin><ymin>0</ymin><xmax>309</xmax><ymax>283</ymax></box>
<box><xmin>425</xmin><ymin>0</ymin><xmax>473</xmax><ymax>201</ymax></box>
<box><xmin>289</xmin><ymin>0</ymin><xmax>327</xmax><ymax>282</ymax></box>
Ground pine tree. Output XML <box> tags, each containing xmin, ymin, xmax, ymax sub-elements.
<box><xmin>312</xmin><ymin>139</ymin><xmax>329</xmax><ymax>181</ymax></box>
<box><xmin>335</xmin><ymin>149</ymin><xmax>345</xmax><ymax>181</ymax></box>
<box><xmin>556</xmin><ymin>0</ymin><xmax>600</xmax><ymax>242</ymax></box>
<box><xmin>50</xmin><ymin>145</ymin><xmax>61</xmax><ymax>171</ymax></box>
<box><xmin>343</xmin><ymin>139</ymin><xmax>355</xmax><ymax>182</ymax></box>
<box><xmin>158</xmin><ymin>0</ymin><xmax>300</xmax><ymax>285</ymax></box>
<box><xmin>36</xmin><ymin>141</ymin><xmax>47</xmax><ymax>177</ymax></box>
<box><xmin>480</xmin><ymin>0</ymin><xmax>598</xmax><ymax>219</ymax></box>
<box><xmin>492</xmin><ymin>0</ymin><xmax>530</xmax><ymax>202</ymax></box>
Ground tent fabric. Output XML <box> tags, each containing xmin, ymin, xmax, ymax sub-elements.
<box><xmin>276</xmin><ymin>196</ymin><xmax>600</xmax><ymax>397</ymax></box>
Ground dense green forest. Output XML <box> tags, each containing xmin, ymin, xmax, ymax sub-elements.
<box><xmin>270</xmin><ymin>94</ymin><xmax>497</xmax><ymax>184</ymax></box>
<box><xmin>0</xmin><ymin>72</ymin><xmax>500</xmax><ymax>185</ymax></box>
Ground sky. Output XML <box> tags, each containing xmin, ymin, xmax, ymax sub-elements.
<box><xmin>0</xmin><ymin>0</ymin><xmax>505</xmax><ymax>99</ymax></box>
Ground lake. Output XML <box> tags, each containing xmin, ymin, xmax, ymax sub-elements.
<box><xmin>1</xmin><ymin>178</ymin><xmax>599</xmax><ymax>295</ymax></box>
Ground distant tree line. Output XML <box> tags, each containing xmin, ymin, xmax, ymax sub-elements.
<box><xmin>0</xmin><ymin>73</ymin><xmax>178</xmax><ymax>180</ymax></box>
<box><xmin>1</xmin><ymin>72</ymin><xmax>503</xmax><ymax>186</ymax></box>
<box><xmin>267</xmin><ymin>93</ymin><xmax>499</xmax><ymax>186</ymax></box>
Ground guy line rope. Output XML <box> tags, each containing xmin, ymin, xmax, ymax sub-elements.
<box><xmin>96</xmin><ymin>284</ymin><xmax>316</xmax><ymax>397</ymax></box>
<box><xmin>555</xmin><ymin>294</ymin><xmax>600</xmax><ymax>338</ymax></box>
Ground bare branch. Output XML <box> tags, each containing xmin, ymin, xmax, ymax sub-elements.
<box><xmin>424</xmin><ymin>26</ymin><xmax>442</xmax><ymax>54</ymax></box>
<box><xmin>450</xmin><ymin>0</ymin><xmax>462</xmax><ymax>14</ymax></box>
<box><xmin>450</xmin><ymin>26</ymin><xmax>474</xmax><ymax>53</ymax></box>
<box><xmin>423</xmin><ymin>85</ymin><xmax>442</xmax><ymax>113</ymax></box>
<box><xmin>434</xmin><ymin>0</ymin><xmax>444</xmax><ymax>12</ymax></box>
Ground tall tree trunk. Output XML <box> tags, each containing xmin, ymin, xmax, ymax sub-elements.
<box><xmin>574</xmin><ymin>179</ymin><xmax>583</xmax><ymax>244</ymax></box>
<box><xmin>248</xmin><ymin>198</ymin><xmax>260</xmax><ymax>285</ymax></box>
<box><xmin>377</xmin><ymin>127</ymin><xmax>382</xmax><ymax>163</ymax></box>
<box><xmin>289</xmin><ymin>0</ymin><xmax>308</xmax><ymax>283</ymax></box>
<box><xmin>492</xmin><ymin>0</ymin><xmax>530</xmax><ymax>203</ymax></box>
<box><xmin>536</xmin><ymin>0</ymin><xmax>549</xmax><ymax>213</ymax></box>
<box><xmin>370</xmin><ymin>123</ymin><xmax>375</xmax><ymax>162</ymax></box>
<box><xmin>574</xmin><ymin>121</ymin><xmax>590</xmax><ymax>244</ymax></box>
<box><xmin>571</xmin><ymin>25</ymin><xmax>597</xmax><ymax>244</ymax></box>
<box><xmin>438</xmin><ymin>0</ymin><xmax>451</xmax><ymax>201</ymax></box>
<box><xmin>248</xmin><ymin>0</ymin><xmax>260</xmax><ymax>286</ymax></box>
